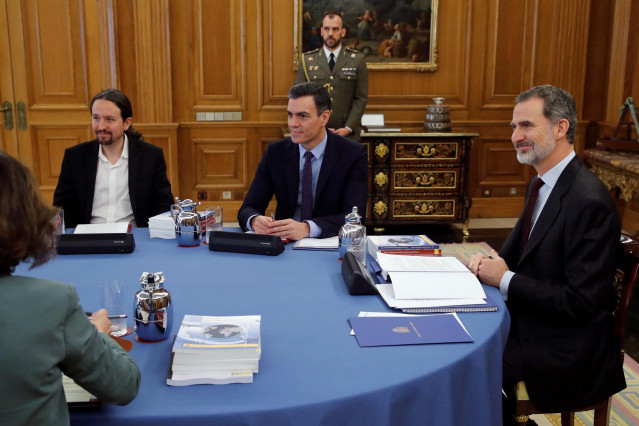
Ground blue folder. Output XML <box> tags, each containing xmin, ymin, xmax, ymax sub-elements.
<box><xmin>348</xmin><ymin>314</ymin><xmax>474</xmax><ymax>347</ymax></box>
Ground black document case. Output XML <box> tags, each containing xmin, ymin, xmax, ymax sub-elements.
<box><xmin>208</xmin><ymin>231</ymin><xmax>285</xmax><ymax>256</ymax></box>
<box><xmin>55</xmin><ymin>233</ymin><xmax>135</xmax><ymax>255</ymax></box>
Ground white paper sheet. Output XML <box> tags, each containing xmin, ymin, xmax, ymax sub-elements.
<box><xmin>376</xmin><ymin>284</ymin><xmax>486</xmax><ymax>308</ymax></box>
<box><xmin>376</xmin><ymin>253</ymin><xmax>468</xmax><ymax>274</ymax></box>
<box><xmin>74</xmin><ymin>223</ymin><xmax>129</xmax><ymax>234</ymax></box>
<box><xmin>293</xmin><ymin>236</ymin><xmax>339</xmax><ymax>250</ymax></box>
<box><xmin>388</xmin><ymin>271</ymin><xmax>486</xmax><ymax>300</ymax></box>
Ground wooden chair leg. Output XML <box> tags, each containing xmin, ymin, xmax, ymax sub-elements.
<box><xmin>593</xmin><ymin>399</ymin><xmax>611</xmax><ymax>426</ymax></box>
<box><xmin>560</xmin><ymin>412</ymin><xmax>575</xmax><ymax>426</ymax></box>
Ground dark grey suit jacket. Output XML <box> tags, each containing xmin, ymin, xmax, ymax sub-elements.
<box><xmin>53</xmin><ymin>135</ymin><xmax>174</xmax><ymax>228</ymax></box>
<box><xmin>237</xmin><ymin>131</ymin><xmax>368</xmax><ymax>238</ymax></box>
<box><xmin>500</xmin><ymin>155</ymin><xmax>625</xmax><ymax>411</ymax></box>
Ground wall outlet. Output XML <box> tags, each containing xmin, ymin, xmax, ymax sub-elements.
<box><xmin>222</xmin><ymin>191</ymin><xmax>232</xmax><ymax>199</ymax></box>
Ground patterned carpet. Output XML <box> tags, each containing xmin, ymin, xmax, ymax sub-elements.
<box><xmin>531</xmin><ymin>354</ymin><xmax>639</xmax><ymax>425</ymax></box>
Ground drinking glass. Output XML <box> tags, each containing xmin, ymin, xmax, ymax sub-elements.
<box><xmin>205</xmin><ymin>206</ymin><xmax>223</xmax><ymax>244</ymax></box>
<box><xmin>100</xmin><ymin>280</ymin><xmax>128</xmax><ymax>337</ymax></box>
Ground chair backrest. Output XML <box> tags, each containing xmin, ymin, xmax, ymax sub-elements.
<box><xmin>613</xmin><ymin>232</ymin><xmax>639</xmax><ymax>350</ymax></box>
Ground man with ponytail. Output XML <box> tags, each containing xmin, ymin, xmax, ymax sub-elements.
<box><xmin>54</xmin><ymin>88</ymin><xmax>174</xmax><ymax>228</ymax></box>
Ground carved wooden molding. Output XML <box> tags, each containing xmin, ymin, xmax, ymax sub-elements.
<box><xmin>590</xmin><ymin>163</ymin><xmax>639</xmax><ymax>203</ymax></box>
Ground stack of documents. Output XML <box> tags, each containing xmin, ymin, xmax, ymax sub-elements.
<box><xmin>167</xmin><ymin>315</ymin><xmax>261</xmax><ymax>386</ymax></box>
<box><xmin>367</xmin><ymin>234</ymin><xmax>440</xmax><ymax>260</ymax></box>
<box><xmin>148</xmin><ymin>211</ymin><xmax>175</xmax><ymax>239</ymax></box>
<box><xmin>372</xmin><ymin>253</ymin><xmax>496</xmax><ymax>313</ymax></box>
<box><xmin>74</xmin><ymin>223</ymin><xmax>131</xmax><ymax>234</ymax></box>
<box><xmin>293</xmin><ymin>236</ymin><xmax>338</xmax><ymax>250</ymax></box>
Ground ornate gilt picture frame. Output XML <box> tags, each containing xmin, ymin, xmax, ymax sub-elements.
<box><xmin>294</xmin><ymin>0</ymin><xmax>438</xmax><ymax>72</ymax></box>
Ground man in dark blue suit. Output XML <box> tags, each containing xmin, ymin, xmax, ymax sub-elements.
<box><xmin>468</xmin><ymin>85</ymin><xmax>625</xmax><ymax>423</ymax></box>
<box><xmin>238</xmin><ymin>82</ymin><xmax>368</xmax><ymax>240</ymax></box>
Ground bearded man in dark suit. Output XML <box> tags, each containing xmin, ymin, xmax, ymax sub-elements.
<box><xmin>468</xmin><ymin>85</ymin><xmax>625</xmax><ymax>423</ymax></box>
<box><xmin>53</xmin><ymin>89</ymin><xmax>174</xmax><ymax>228</ymax></box>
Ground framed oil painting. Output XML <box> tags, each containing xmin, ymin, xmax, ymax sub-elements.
<box><xmin>294</xmin><ymin>0</ymin><xmax>438</xmax><ymax>72</ymax></box>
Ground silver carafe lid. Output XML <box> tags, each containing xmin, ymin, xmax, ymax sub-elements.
<box><xmin>139</xmin><ymin>271</ymin><xmax>165</xmax><ymax>290</ymax></box>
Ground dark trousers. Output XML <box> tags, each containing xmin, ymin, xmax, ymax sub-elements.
<box><xmin>502</xmin><ymin>333</ymin><xmax>525</xmax><ymax>425</ymax></box>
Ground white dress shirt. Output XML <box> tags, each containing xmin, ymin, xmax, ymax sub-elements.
<box><xmin>90</xmin><ymin>134</ymin><xmax>135</xmax><ymax>225</ymax></box>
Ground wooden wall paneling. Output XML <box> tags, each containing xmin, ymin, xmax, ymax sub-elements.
<box><xmin>480</xmin><ymin>0</ymin><xmax>536</xmax><ymax>110</ymax></box>
<box><xmin>167</xmin><ymin>0</ymin><xmax>190</xmax><ymax>122</ymax></box>
<box><xmin>472</xmin><ymin>196</ymin><xmax>525</xmax><ymax>218</ymax></box>
<box><xmin>542</xmin><ymin>0</ymin><xmax>591</xmax><ymax>109</ymax></box>
<box><xmin>258</xmin><ymin>0</ymin><xmax>295</xmax><ymax>111</ymax></box>
<box><xmin>21</xmin><ymin>0</ymin><xmax>89</xmax><ymax>107</ymax></box>
<box><xmin>133</xmin><ymin>0</ymin><xmax>173</xmax><ymax>123</ymax></box>
<box><xmin>177</xmin><ymin>125</ymin><xmax>253</xmax><ymax>217</ymax></box>
<box><xmin>135</xmin><ymin>123</ymin><xmax>179</xmax><ymax>196</ymax></box>
<box><xmin>191</xmin><ymin>137</ymin><xmax>248</xmax><ymax>189</ymax></box>
<box><xmin>629</xmin><ymin>20</ymin><xmax>639</xmax><ymax>110</ymax></box>
<box><xmin>5</xmin><ymin>0</ymin><xmax>102</xmax><ymax>180</ymax></box>
<box><xmin>473</xmin><ymin>136</ymin><xmax>530</xmax><ymax>194</ymax></box>
<box><xmin>114</xmin><ymin>0</ymin><xmax>137</xmax><ymax>98</ymax></box>
<box><xmin>194</xmin><ymin>0</ymin><xmax>245</xmax><ymax>110</ymax></box>
<box><xmin>31</xmin><ymin>123</ymin><xmax>91</xmax><ymax>203</ymax></box>
<box><xmin>582</xmin><ymin>0</ymin><xmax>613</xmax><ymax>123</ymax></box>
<box><xmin>606</xmin><ymin>0</ymin><xmax>633</xmax><ymax>124</ymax></box>
<box><xmin>96</xmin><ymin>0</ymin><xmax>119</xmax><ymax>89</ymax></box>
<box><xmin>364</xmin><ymin>0</ymin><xmax>471</xmax><ymax>125</ymax></box>
<box><xmin>169</xmin><ymin>0</ymin><xmax>246</xmax><ymax>118</ymax></box>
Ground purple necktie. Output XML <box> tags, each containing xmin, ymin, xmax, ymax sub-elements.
<box><xmin>520</xmin><ymin>177</ymin><xmax>545</xmax><ymax>257</ymax></box>
<box><xmin>301</xmin><ymin>150</ymin><xmax>314</xmax><ymax>221</ymax></box>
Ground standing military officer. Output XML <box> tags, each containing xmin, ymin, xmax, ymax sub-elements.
<box><xmin>296</xmin><ymin>11</ymin><xmax>369</xmax><ymax>140</ymax></box>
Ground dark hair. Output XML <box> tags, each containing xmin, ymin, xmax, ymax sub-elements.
<box><xmin>90</xmin><ymin>88</ymin><xmax>143</xmax><ymax>140</ymax></box>
<box><xmin>0</xmin><ymin>152</ymin><xmax>57</xmax><ymax>272</ymax></box>
<box><xmin>322</xmin><ymin>10</ymin><xmax>343</xmax><ymax>26</ymax></box>
<box><xmin>516</xmin><ymin>85</ymin><xmax>577</xmax><ymax>144</ymax></box>
<box><xmin>288</xmin><ymin>82</ymin><xmax>332</xmax><ymax>115</ymax></box>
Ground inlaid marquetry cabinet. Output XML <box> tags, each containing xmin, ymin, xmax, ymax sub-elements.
<box><xmin>361</xmin><ymin>132</ymin><xmax>478</xmax><ymax>234</ymax></box>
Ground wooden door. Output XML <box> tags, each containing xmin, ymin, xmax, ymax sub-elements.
<box><xmin>0</xmin><ymin>0</ymin><xmax>104</xmax><ymax>203</ymax></box>
<box><xmin>0</xmin><ymin>0</ymin><xmax>18</xmax><ymax>157</ymax></box>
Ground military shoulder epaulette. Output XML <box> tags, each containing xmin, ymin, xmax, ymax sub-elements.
<box><xmin>345</xmin><ymin>47</ymin><xmax>361</xmax><ymax>53</ymax></box>
<box><xmin>304</xmin><ymin>48</ymin><xmax>320</xmax><ymax>55</ymax></box>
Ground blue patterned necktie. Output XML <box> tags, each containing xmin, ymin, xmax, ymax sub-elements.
<box><xmin>301</xmin><ymin>150</ymin><xmax>314</xmax><ymax>221</ymax></box>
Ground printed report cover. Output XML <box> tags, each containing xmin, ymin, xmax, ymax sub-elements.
<box><xmin>368</xmin><ymin>235</ymin><xmax>439</xmax><ymax>250</ymax></box>
<box><xmin>173</xmin><ymin>315</ymin><xmax>261</xmax><ymax>354</ymax></box>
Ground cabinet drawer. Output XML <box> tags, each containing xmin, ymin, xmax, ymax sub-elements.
<box><xmin>369</xmin><ymin>197</ymin><xmax>460</xmax><ymax>222</ymax></box>
<box><xmin>394</xmin><ymin>141</ymin><xmax>460</xmax><ymax>162</ymax></box>
<box><xmin>392</xmin><ymin>169</ymin><xmax>459</xmax><ymax>191</ymax></box>
<box><xmin>371</xmin><ymin>168</ymin><xmax>460</xmax><ymax>193</ymax></box>
<box><xmin>392</xmin><ymin>198</ymin><xmax>458</xmax><ymax>219</ymax></box>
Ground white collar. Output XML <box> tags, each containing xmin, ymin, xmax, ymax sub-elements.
<box><xmin>98</xmin><ymin>133</ymin><xmax>129</xmax><ymax>162</ymax></box>
<box><xmin>323</xmin><ymin>45</ymin><xmax>342</xmax><ymax>61</ymax></box>
<box><xmin>537</xmin><ymin>149</ymin><xmax>575</xmax><ymax>189</ymax></box>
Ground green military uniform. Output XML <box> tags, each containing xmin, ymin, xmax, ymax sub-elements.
<box><xmin>295</xmin><ymin>47</ymin><xmax>368</xmax><ymax>140</ymax></box>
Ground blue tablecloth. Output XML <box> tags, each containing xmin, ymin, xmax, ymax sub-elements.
<box><xmin>16</xmin><ymin>229</ymin><xmax>510</xmax><ymax>425</ymax></box>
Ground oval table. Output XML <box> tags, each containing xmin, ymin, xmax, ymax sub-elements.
<box><xmin>16</xmin><ymin>228</ymin><xmax>510</xmax><ymax>426</ymax></box>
